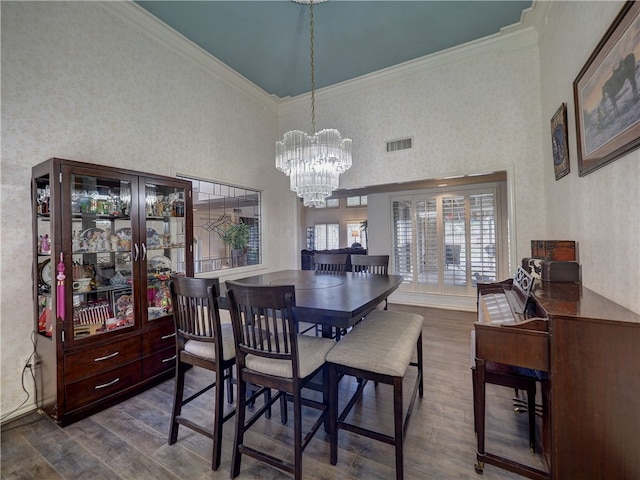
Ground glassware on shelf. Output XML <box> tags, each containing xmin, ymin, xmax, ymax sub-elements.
<box><xmin>119</xmin><ymin>181</ymin><xmax>131</xmax><ymax>215</ymax></box>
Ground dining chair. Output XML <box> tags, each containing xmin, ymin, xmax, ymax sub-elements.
<box><xmin>313</xmin><ymin>253</ymin><xmax>348</xmax><ymax>272</ymax></box>
<box><xmin>351</xmin><ymin>254</ymin><xmax>390</xmax><ymax>309</ymax></box>
<box><xmin>167</xmin><ymin>275</ymin><xmax>236</xmax><ymax>471</ymax></box>
<box><xmin>308</xmin><ymin>253</ymin><xmax>350</xmax><ymax>337</ymax></box>
<box><xmin>225</xmin><ymin>281</ymin><xmax>336</xmax><ymax>480</ymax></box>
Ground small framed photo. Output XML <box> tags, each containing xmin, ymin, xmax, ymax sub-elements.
<box><xmin>573</xmin><ymin>1</ymin><xmax>640</xmax><ymax>176</ymax></box>
<box><xmin>551</xmin><ymin>103</ymin><xmax>570</xmax><ymax>180</ymax></box>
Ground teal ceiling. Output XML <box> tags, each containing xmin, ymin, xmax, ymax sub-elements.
<box><xmin>136</xmin><ymin>1</ymin><xmax>532</xmax><ymax>98</ymax></box>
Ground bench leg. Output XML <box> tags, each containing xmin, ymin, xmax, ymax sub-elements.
<box><xmin>329</xmin><ymin>364</ymin><xmax>338</xmax><ymax>465</ymax></box>
<box><xmin>394</xmin><ymin>376</ymin><xmax>404</xmax><ymax>480</ymax></box>
<box><xmin>417</xmin><ymin>332</ymin><xmax>423</xmax><ymax>397</ymax></box>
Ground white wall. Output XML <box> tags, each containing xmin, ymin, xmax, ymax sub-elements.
<box><xmin>3</xmin><ymin>0</ymin><xmax>639</xmax><ymax>424</ymax></box>
<box><xmin>538</xmin><ymin>1</ymin><xmax>640</xmax><ymax>313</ymax></box>
<box><xmin>284</xmin><ymin>1</ymin><xmax>640</xmax><ymax>315</ymax></box>
<box><xmin>280</xmin><ymin>26</ymin><xmax>545</xmax><ymax>277</ymax></box>
<box><xmin>0</xmin><ymin>1</ymin><xmax>294</xmax><ymax>420</ymax></box>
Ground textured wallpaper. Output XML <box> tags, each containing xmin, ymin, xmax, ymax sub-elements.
<box><xmin>0</xmin><ymin>1</ymin><xmax>289</xmax><ymax>419</ymax></box>
<box><xmin>280</xmin><ymin>39</ymin><xmax>544</xmax><ymax>268</ymax></box>
<box><xmin>2</xmin><ymin>0</ymin><xmax>638</xmax><ymax>423</ymax></box>
<box><xmin>538</xmin><ymin>1</ymin><xmax>640</xmax><ymax>313</ymax></box>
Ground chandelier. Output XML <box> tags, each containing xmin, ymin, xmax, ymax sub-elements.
<box><xmin>275</xmin><ymin>0</ymin><xmax>352</xmax><ymax>207</ymax></box>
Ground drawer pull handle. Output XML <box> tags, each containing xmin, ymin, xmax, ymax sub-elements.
<box><xmin>95</xmin><ymin>377</ymin><xmax>120</xmax><ymax>390</ymax></box>
<box><xmin>162</xmin><ymin>355</ymin><xmax>177</xmax><ymax>363</ymax></box>
<box><xmin>161</xmin><ymin>333</ymin><xmax>176</xmax><ymax>340</ymax></box>
<box><xmin>94</xmin><ymin>351</ymin><xmax>119</xmax><ymax>362</ymax></box>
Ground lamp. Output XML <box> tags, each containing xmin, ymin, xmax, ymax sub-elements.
<box><xmin>275</xmin><ymin>0</ymin><xmax>352</xmax><ymax>208</ymax></box>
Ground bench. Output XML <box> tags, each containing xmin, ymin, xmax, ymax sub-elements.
<box><xmin>326</xmin><ymin>309</ymin><xmax>424</xmax><ymax>480</ymax></box>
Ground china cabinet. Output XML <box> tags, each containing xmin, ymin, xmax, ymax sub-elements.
<box><xmin>32</xmin><ymin>158</ymin><xmax>193</xmax><ymax>425</ymax></box>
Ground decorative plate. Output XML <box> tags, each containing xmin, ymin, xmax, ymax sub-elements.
<box><xmin>115</xmin><ymin>227</ymin><xmax>132</xmax><ymax>240</ymax></box>
<box><xmin>38</xmin><ymin>259</ymin><xmax>53</xmax><ymax>287</ymax></box>
<box><xmin>81</xmin><ymin>227</ymin><xmax>104</xmax><ymax>239</ymax></box>
<box><xmin>146</xmin><ymin>228</ymin><xmax>163</xmax><ymax>248</ymax></box>
<box><xmin>148</xmin><ymin>255</ymin><xmax>172</xmax><ymax>273</ymax></box>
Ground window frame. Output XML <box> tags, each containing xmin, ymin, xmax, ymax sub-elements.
<box><xmin>346</xmin><ymin>195</ymin><xmax>367</xmax><ymax>207</ymax></box>
<box><xmin>314</xmin><ymin>223</ymin><xmax>340</xmax><ymax>250</ymax></box>
<box><xmin>390</xmin><ymin>183</ymin><xmax>506</xmax><ymax>296</ymax></box>
<box><xmin>346</xmin><ymin>220</ymin><xmax>366</xmax><ymax>248</ymax></box>
<box><xmin>178</xmin><ymin>175</ymin><xmax>262</xmax><ymax>273</ymax></box>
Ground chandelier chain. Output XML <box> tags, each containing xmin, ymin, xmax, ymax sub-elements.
<box><xmin>309</xmin><ymin>0</ymin><xmax>316</xmax><ymax>134</ymax></box>
<box><xmin>275</xmin><ymin>0</ymin><xmax>352</xmax><ymax>207</ymax></box>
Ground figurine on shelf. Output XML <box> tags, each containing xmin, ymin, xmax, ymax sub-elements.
<box><xmin>72</xmin><ymin>231</ymin><xmax>81</xmax><ymax>252</ymax></box>
<box><xmin>40</xmin><ymin>234</ymin><xmax>51</xmax><ymax>254</ymax></box>
<box><xmin>111</xmin><ymin>234</ymin><xmax>119</xmax><ymax>252</ymax></box>
<box><xmin>101</xmin><ymin>229</ymin><xmax>111</xmax><ymax>251</ymax></box>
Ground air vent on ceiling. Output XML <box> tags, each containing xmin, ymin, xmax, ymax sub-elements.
<box><xmin>386</xmin><ymin>137</ymin><xmax>413</xmax><ymax>152</ymax></box>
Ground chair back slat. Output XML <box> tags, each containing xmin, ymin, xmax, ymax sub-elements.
<box><xmin>169</xmin><ymin>276</ymin><xmax>222</xmax><ymax>343</ymax></box>
<box><xmin>314</xmin><ymin>253</ymin><xmax>348</xmax><ymax>272</ymax></box>
<box><xmin>351</xmin><ymin>254</ymin><xmax>389</xmax><ymax>274</ymax></box>
<box><xmin>226</xmin><ymin>282</ymin><xmax>299</xmax><ymax>365</ymax></box>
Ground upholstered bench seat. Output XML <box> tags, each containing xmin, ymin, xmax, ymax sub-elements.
<box><xmin>326</xmin><ymin>310</ymin><xmax>423</xmax><ymax>376</ymax></box>
<box><xmin>327</xmin><ymin>309</ymin><xmax>424</xmax><ymax>480</ymax></box>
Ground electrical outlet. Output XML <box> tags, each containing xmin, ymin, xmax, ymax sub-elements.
<box><xmin>22</xmin><ymin>355</ymin><xmax>34</xmax><ymax>370</ymax></box>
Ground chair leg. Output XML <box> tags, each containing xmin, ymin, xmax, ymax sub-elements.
<box><xmin>280</xmin><ymin>392</ymin><xmax>288</xmax><ymax>425</ymax></box>
<box><xmin>226</xmin><ymin>367</ymin><xmax>234</xmax><ymax>404</ymax></box>
<box><xmin>293</xmin><ymin>389</ymin><xmax>303</xmax><ymax>480</ymax></box>
<box><xmin>168</xmin><ymin>360</ymin><xmax>186</xmax><ymax>445</ymax></box>
<box><xmin>231</xmin><ymin>376</ymin><xmax>247</xmax><ymax>479</ymax></box>
<box><xmin>211</xmin><ymin>366</ymin><xmax>225</xmax><ymax>471</ymax></box>
<box><xmin>527</xmin><ymin>383</ymin><xmax>536</xmax><ymax>452</ymax></box>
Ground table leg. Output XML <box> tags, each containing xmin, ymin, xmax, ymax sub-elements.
<box><xmin>474</xmin><ymin>358</ymin><xmax>487</xmax><ymax>474</ymax></box>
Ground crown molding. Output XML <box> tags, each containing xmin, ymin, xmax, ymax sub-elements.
<box><xmin>100</xmin><ymin>0</ymin><xmax>541</xmax><ymax>115</ymax></box>
<box><xmin>100</xmin><ymin>1</ymin><xmax>279</xmax><ymax>111</ymax></box>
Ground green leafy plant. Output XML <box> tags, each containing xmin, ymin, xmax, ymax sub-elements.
<box><xmin>219</xmin><ymin>222</ymin><xmax>250</xmax><ymax>250</ymax></box>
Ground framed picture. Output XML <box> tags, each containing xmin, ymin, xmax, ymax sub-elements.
<box><xmin>573</xmin><ymin>1</ymin><xmax>640</xmax><ymax>176</ymax></box>
<box><xmin>551</xmin><ymin>103</ymin><xmax>570</xmax><ymax>180</ymax></box>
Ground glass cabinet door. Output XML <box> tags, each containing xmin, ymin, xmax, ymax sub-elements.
<box><xmin>143</xmin><ymin>180</ymin><xmax>187</xmax><ymax>323</ymax></box>
<box><xmin>35</xmin><ymin>176</ymin><xmax>54</xmax><ymax>337</ymax></box>
<box><xmin>69</xmin><ymin>171</ymin><xmax>138</xmax><ymax>339</ymax></box>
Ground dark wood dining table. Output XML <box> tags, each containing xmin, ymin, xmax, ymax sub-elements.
<box><xmin>224</xmin><ymin>269</ymin><xmax>404</xmax><ymax>337</ymax></box>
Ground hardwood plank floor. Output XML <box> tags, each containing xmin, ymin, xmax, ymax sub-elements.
<box><xmin>1</xmin><ymin>305</ymin><xmax>548</xmax><ymax>479</ymax></box>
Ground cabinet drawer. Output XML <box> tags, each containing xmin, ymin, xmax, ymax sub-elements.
<box><xmin>65</xmin><ymin>361</ymin><xmax>142</xmax><ymax>411</ymax></box>
<box><xmin>142</xmin><ymin>320</ymin><xmax>176</xmax><ymax>356</ymax></box>
<box><xmin>143</xmin><ymin>346</ymin><xmax>177</xmax><ymax>379</ymax></box>
<box><xmin>65</xmin><ymin>336</ymin><xmax>141</xmax><ymax>383</ymax></box>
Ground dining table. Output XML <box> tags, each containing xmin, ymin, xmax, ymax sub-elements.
<box><xmin>223</xmin><ymin>269</ymin><xmax>404</xmax><ymax>337</ymax></box>
<box><xmin>221</xmin><ymin>269</ymin><xmax>404</xmax><ymax>431</ymax></box>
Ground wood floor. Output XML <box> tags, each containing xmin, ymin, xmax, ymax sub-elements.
<box><xmin>1</xmin><ymin>305</ymin><xmax>548</xmax><ymax>479</ymax></box>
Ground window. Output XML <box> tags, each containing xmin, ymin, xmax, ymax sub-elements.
<box><xmin>346</xmin><ymin>195</ymin><xmax>367</xmax><ymax>207</ymax></box>
<box><xmin>392</xmin><ymin>186</ymin><xmax>503</xmax><ymax>295</ymax></box>
<box><xmin>179</xmin><ymin>176</ymin><xmax>261</xmax><ymax>273</ymax></box>
<box><xmin>315</xmin><ymin>198</ymin><xmax>340</xmax><ymax>208</ymax></box>
<box><xmin>346</xmin><ymin>221</ymin><xmax>366</xmax><ymax>248</ymax></box>
<box><xmin>314</xmin><ymin>223</ymin><xmax>340</xmax><ymax>250</ymax></box>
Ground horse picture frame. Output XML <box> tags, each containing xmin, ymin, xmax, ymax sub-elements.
<box><xmin>573</xmin><ymin>1</ymin><xmax>640</xmax><ymax>176</ymax></box>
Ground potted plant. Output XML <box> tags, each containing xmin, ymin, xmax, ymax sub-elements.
<box><xmin>219</xmin><ymin>222</ymin><xmax>250</xmax><ymax>266</ymax></box>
